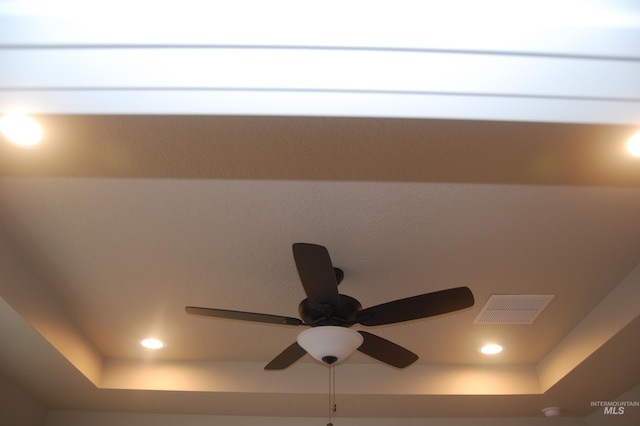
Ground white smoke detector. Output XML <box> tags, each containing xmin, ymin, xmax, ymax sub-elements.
<box><xmin>542</xmin><ymin>407</ymin><xmax>561</xmax><ymax>417</ymax></box>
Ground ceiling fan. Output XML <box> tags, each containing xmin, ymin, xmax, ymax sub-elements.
<box><xmin>186</xmin><ymin>243</ymin><xmax>474</xmax><ymax>370</ymax></box>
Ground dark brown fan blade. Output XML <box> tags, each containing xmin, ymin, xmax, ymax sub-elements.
<box><xmin>186</xmin><ymin>307</ymin><xmax>304</xmax><ymax>326</ymax></box>
<box><xmin>356</xmin><ymin>286</ymin><xmax>474</xmax><ymax>326</ymax></box>
<box><xmin>264</xmin><ymin>341</ymin><xmax>307</xmax><ymax>370</ymax></box>
<box><xmin>357</xmin><ymin>331</ymin><xmax>418</xmax><ymax>368</ymax></box>
<box><xmin>292</xmin><ymin>243</ymin><xmax>340</xmax><ymax>310</ymax></box>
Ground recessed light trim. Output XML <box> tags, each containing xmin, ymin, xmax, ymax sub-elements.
<box><xmin>0</xmin><ymin>114</ymin><xmax>43</xmax><ymax>147</ymax></box>
<box><xmin>141</xmin><ymin>338</ymin><xmax>164</xmax><ymax>349</ymax></box>
<box><xmin>627</xmin><ymin>130</ymin><xmax>640</xmax><ymax>157</ymax></box>
<box><xmin>480</xmin><ymin>343</ymin><xmax>503</xmax><ymax>355</ymax></box>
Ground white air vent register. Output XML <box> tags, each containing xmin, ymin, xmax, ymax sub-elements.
<box><xmin>474</xmin><ymin>294</ymin><xmax>555</xmax><ymax>324</ymax></box>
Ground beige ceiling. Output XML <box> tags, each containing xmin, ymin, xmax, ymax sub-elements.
<box><xmin>1</xmin><ymin>115</ymin><xmax>639</xmax><ymax>418</ymax></box>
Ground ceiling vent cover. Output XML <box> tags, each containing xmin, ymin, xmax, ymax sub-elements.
<box><xmin>474</xmin><ymin>295</ymin><xmax>554</xmax><ymax>324</ymax></box>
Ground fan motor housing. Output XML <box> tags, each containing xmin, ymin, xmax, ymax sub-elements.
<box><xmin>298</xmin><ymin>294</ymin><xmax>362</xmax><ymax>326</ymax></box>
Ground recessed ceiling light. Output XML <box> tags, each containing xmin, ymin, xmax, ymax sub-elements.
<box><xmin>480</xmin><ymin>343</ymin><xmax>503</xmax><ymax>355</ymax></box>
<box><xmin>627</xmin><ymin>130</ymin><xmax>640</xmax><ymax>157</ymax></box>
<box><xmin>141</xmin><ymin>338</ymin><xmax>164</xmax><ymax>349</ymax></box>
<box><xmin>0</xmin><ymin>114</ymin><xmax>43</xmax><ymax>147</ymax></box>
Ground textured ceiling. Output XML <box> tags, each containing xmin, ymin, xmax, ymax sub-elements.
<box><xmin>1</xmin><ymin>115</ymin><xmax>639</xmax><ymax>419</ymax></box>
<box><xmin>2</xmin><ymin>2</ymin><xmax>640</xmax><ymax>422</ymax></box>
<box><xmin>1</xmin><ymin>116</ymin><xmax>638</xmax><ymax>185</ymax></box>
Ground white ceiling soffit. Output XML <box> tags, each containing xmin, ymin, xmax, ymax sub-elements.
<box><xmin>1</xmin><ymin>0</ymin><xmax>639</xmax><ymax>123</ymax></box>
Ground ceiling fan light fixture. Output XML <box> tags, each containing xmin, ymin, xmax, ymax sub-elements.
<box><xmin>188</xmin><ymin>244</ymin><xmax>473</xmax><ymax>369</ymax></box>
<box><xmin>297</xmin><ymin>326</ymin><xmax>363</xmax><ymax>364</ymax></box>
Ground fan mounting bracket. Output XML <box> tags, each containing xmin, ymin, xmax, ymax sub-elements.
<box><xmin>298</xmin><ymin>294</ymin><xmax>362</xmax><ymax>327</ymax></box>
<box><xmin>333</xmin><ymin>267</ymin><xmax>344</xmax><ymax>285</ymax></box>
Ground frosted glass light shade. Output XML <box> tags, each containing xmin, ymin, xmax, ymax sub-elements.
<box><xmin>297</xmin><ymin>326</ymin><xmax>363</xmax><ymax>364</ymax></box>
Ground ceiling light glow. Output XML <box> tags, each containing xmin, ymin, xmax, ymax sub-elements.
<box><xmin>627</xmin><ymin>131</ymin><xmax>640</xmax><ymax>157</ymax></box>
<box><xmin>141</xmin><ymin>338</ymin><xmax>164</xmax><ymax>349</ymax></box>
<box><xmin>480</xmin><ymin>344</ymin><xmax>503</xmax><ymax>355</ymax></box>
<box><xmin>0</xmin><ymin>114</ymin><xmax>43</xmax><ymax>146</ymax></box>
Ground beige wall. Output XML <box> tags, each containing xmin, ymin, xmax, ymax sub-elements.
<box><xmin>39</xmin><ymin>385</ymin><xmax>640</xmax><ymax>426</ymax></box>
<box><xmin>0</xmin><ymin>374</ymin><xmax>47</xmax><ymax>426</ymax></box>
<box><xmin>586</xmin><ymin>384</ymin><xmax>640</xmax><ymax>426</ymax></box>
<box><xmin>46</xmin><ymin>411</ymin><xmax>588</xmax><ymax>426</ymax></box>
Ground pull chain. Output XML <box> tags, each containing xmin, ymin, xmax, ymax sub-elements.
<box><xmin>332</xmin><ymin>363</ymin><xmax>337</xmax><ymax>414</ymax></box>
<box><xmin>327</xmin><ymin>363</ymin><xmax>336</xmax><ymax>426</ymax></box>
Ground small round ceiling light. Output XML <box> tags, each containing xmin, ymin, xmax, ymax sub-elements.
<box><xmin>627</xmin><ymin>130</ymin><xmax>640</xmax><ymax>157</ymax></box>
<box><xmin>141</xmin><ymin>338</ymin><xmax>164</xmax><ymax>349</ymax></box>
<box><xmin>0</xmin><ymin>114</ymin><xmax>43</xmax><ymax>147</ymax></box>
<box><xmin>480</xmin><ymin>343</ymin><xmax>503</xmax><ymax>355</ymax></box>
